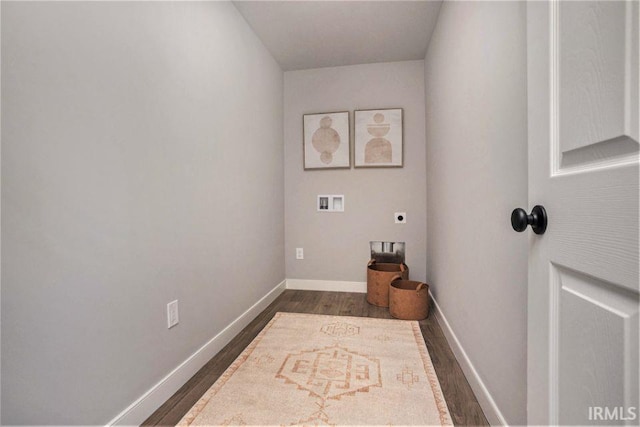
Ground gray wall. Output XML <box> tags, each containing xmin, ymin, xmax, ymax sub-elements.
<box><xmin>424</xmin><ymin>2</ymin><xmax>528</xmax><ymax>425</ymax></box>
<box><xmin>1</xmin><ymin>2</ymin><xmax>284</xmax><ymax>424</ymax></box>
<box><xmin>284</xmin><ymin>61</ymin><xmax>427</xmax><ymax>282</ymax></box>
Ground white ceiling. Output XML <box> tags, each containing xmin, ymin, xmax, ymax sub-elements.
<box><xmin>233</xmin><ymin>1</ymin><xmax>443</xmax><ymax>71</ymax></box>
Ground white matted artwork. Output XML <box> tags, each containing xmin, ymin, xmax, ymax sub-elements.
<box><xmin>354</xmin><ymin>108</ymin><xmax>403</xmax><ymax>168</ymax></box>
<box><xmin>303</xmin><ymin>111</ymin><xmax>350</xmax><ymax>170</ymax></box>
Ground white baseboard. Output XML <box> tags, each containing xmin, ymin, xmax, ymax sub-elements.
<box><xmin>106</xmin><ymin>279</ymin><xmax>287</xmax><ymax>426</ymax></box>
<box><xmin>286</xmin><ymin>279</ymin><xmax>366</xmax><ymax>293</ymax></box>
<box><xmin>430</xmin><ymin>292</ymin><xmax>508</xmax><ymax>426</ymax></box>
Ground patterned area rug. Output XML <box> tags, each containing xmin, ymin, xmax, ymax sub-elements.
<box><xmin>178</xmin><ymin>312</ymin><xmax>452</xmax><ymax>426</ymax></box>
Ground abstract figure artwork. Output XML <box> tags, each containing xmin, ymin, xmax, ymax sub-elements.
<box><xmin>355</xmin><ymin>108</ymin><xmax>403</xmax><ymax>167</ymax></box>
<box><xmin>303</xmin><ymin>111</ymin><xmax>350</xmax><ymax>170</ymax></box>
<box><xmin>313</xmin><ymin>116</ymin><xmax>340</xmax><ymax>164</ymax></box>
<box><xmin>364</xmin><ymin>112</ymin><xmax>392</xmax><ymax>163</ymax></box>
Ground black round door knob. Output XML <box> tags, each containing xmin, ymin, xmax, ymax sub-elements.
<box><xmin>511</xmin><ymin>205</ymin><xmax>547</xmax><ymax>235</ymax></box>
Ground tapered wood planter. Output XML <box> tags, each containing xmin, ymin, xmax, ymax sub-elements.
<box><xmin>389</xmin><ymin>278</ymin><xmax>430</xmax><ymax>320</ymax></box>
<box><xmin>366</xmin><ymin>260</ymin><xmax>408</xmax><ymax>307</ymax></box>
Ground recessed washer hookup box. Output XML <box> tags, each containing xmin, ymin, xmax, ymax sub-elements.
<box><xmin>369</xmin><ymin>241</ymin><xmax>405</xmax><ymax>264</ymax></box>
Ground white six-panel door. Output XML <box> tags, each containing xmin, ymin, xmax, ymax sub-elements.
<box><xmin>527</xmin><ymin>1</ymin><xmax>639</xmax><ymax>425</ymax></box>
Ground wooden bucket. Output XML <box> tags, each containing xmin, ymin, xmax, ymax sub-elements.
<box><xmin>366</xmin><ymin>259</ymin><xmax>408</xmax><ymax>307</ymax></box>
<box><xmin>389</xmin><ymin>277</ymin><xmax>430</xmax><ymax>320</ymax></box>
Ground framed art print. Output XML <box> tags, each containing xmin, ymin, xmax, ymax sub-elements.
<box><xmin>303</xmin><ymin>111</ymin><xmax>350</xmax><ymax>170</ymax></box>
<box><xmin>354</xmin><ymin>108</ymin><xmax>403</xmax><ymax>168</ymax></box>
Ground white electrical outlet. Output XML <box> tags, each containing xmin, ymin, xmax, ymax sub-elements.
<box><xmin>167</xmin><ymin>300</ymin><xmax>179</xmax><ymax>329</ymax></box>
<box><xmin>296</xmin><ymin>248</ymin><xmax>304</xmax><ymax>259</ymax></box>
<box><xmin>395</xmin><ymin>212</ymin><xmax>407</xmax><ymax>224</ymax></box>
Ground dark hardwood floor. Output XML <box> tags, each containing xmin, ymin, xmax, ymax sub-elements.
<box><xmin>143</xmin><ymin>290</ymin><xmax>488</xmax><ymax>426</ymax></box>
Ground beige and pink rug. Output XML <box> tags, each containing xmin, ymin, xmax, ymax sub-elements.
<box><xmin>178</xmin><ymin>312</ymin><xmax>452</xmax><ymax>426</ymax></box>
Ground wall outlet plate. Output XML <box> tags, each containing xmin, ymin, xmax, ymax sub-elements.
<box><xmin>296</xmin><ymin>248</ymin><xmax>304</xmax><ymax>259</ymax></box>
<box><xmin>395</xmin><ymin>212</ymin><xmax>407</xmax><ymax>223</ymax></box>
<box><xmin>167</xmin><ymin>300</ymin><xmax>179</xmax><ymax>329</ymax></box>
